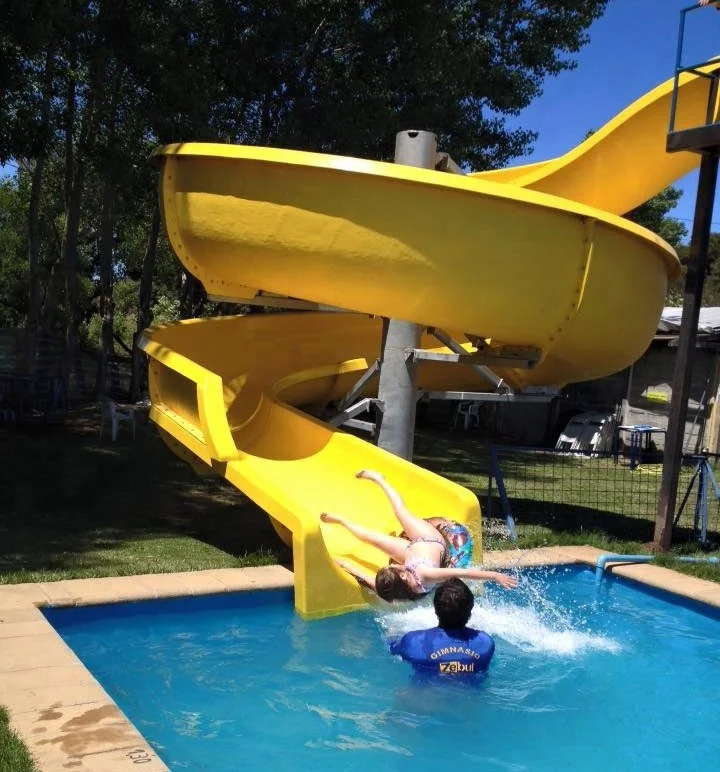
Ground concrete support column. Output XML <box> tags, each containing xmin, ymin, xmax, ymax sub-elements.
<box><xmin>375</xmin><ymin>131</ymin><xmax>437</xmax><ymax>460</ymax></box>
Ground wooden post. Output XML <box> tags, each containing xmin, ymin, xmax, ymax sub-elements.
<box><xmin>654</xmin><ymin>151</ymin><xmax>719</xmax><ymax>549</ymax></box>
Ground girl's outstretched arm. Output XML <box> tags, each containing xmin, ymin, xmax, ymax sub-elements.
<box><xmin>355</xmin><ymin>470</ymin><xmax>440</xmax><ymax>542</ymax></box>
<box><xmin>333</xmin><ymin>557</ymin><xmax>376</xmax><ymax>590</ymax></box>
<box><xmin>419</xmin><ymin>566</ymin><xmax>519</xmax><ymax>590</ymax></box>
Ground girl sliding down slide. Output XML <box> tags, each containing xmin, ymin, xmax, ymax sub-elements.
<box><xmin>321</xmin><ymin>470</ymin><xmax>518</xmax><ymax>602</ymax></box>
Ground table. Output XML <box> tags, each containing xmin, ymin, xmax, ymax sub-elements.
<box><xmin>615</xmin><ymin>424</ymin><xmax>666</xmax><ymax>470</ymax></box>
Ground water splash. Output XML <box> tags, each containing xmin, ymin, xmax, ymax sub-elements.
<box><xmin>475</xmin><ymin>599</ymin><xmax>620</xmax><ymax>656</ymax></box>
<box><xmin>376</xmin><ymin>576</ymin><xmax>620</xmax><ymax>657</ymax></box>
<box><xmin>484</xmin><ymin>517</ymin><xmax>515</xmax><ymax>543</ymax></box>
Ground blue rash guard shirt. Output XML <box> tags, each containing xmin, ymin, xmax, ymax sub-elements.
<box><xmin>389</xmin><ymin>627</ymin><xmax>495</xmax><ymax>676</ymax></box>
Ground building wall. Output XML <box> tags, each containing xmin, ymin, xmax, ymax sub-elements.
<box><xmin>623</xmin><ymin>343</ymin><xmax>716</xmax><ymax>452</ymax></box>
<box><xmin>563</xmin><ymin>341</ymin><xmax>718</xmax><ymax>453</ymax></box>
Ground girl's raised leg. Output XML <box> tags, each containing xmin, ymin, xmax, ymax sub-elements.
<box><xmin>355</xmin><ymin>470</ymin><xmax>442</xmax><ymax>542</ymax></box>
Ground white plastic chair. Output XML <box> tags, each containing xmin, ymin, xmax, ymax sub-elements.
<box><xmin>98</xmin><ymin>397</ymin><xmax>136</xmax><ymax>441</ymax></box>
<box><xmin>453</xmin><ymin>401</ymin><xmax>481</xmax><ymax>431</ymax></box>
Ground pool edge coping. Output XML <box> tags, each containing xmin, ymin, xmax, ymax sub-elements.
<box><xmin>2</xmin><ymin>550</ymin><xmax>720</xmax><ymax>770</ymax></box>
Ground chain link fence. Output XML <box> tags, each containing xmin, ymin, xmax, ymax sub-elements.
<box><xmin>486</xmin><ymin>445</ymin><xmax>720</xmax><ymax>545</ymax></box>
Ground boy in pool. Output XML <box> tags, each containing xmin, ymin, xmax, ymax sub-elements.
<box><xmin>388</xmin><ymin>578</ymin><xmax>495</xmax><ymax>676</ymax></box>
<box><xmin>321</xmin><ymin>469</ymin><xmax>518</xmax><ymax>602</ymax></box>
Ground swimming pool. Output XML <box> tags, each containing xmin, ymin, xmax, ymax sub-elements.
<box><xmin>43</xmin><ymin>566</ymin><xmax>720</xmax><ymax>771</ymax></box>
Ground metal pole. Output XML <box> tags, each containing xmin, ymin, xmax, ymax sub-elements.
<box><xmin>654</xmin><ymin>150</ymin><xmax>720</xmax><ymax>549</ymax></box>
<box><xmin>375</xmin><ymin>130</ymin><xmax>437</xmax><ymax>459</ymax></box>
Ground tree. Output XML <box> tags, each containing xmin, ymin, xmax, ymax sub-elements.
<box><xmin>624</xmin><ymin>187</ymin><xmax>687</xmax><ymax>250</ymax></box>
<box><xmin>222</xmin><ymin>1</ymin><xmax>610</xmax><ymax>168</ymax></box>
<box><xmin>0</xmin><ymin>0</ymin><xmax>610</xmax><ymax>400</ymax></box>
<box><xmin>0</xmin><ymin>177</ymin><xmax>29</xmax><ymax>327</ymax></box>
<box><xmin>672</xmin><ymin>234</ymin><xmax>720</xmax><ymax>307</ymax></box>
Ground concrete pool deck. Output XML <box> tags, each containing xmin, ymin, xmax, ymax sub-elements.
<box><xmin>2</xmin><ymin>548</ymin><xmax>720</xmax><ymax>771</ymax></box>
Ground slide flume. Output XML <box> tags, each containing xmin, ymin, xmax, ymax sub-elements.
<box><xmin>143</xmin><ymin>67</ymin><xmax>705</xmax><ymax>618</ymax></box>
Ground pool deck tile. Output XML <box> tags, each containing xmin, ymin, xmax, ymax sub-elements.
<box><xmin>608</xmin><ymin>562</ymin><xmax>720</xmax><ymax>607</ymax></box>
<box><xmin>482</xmin><ymin>545</ymin><xmax>595</xmax><ymax>568</ymax></box>
<box><xmin>0</xmin><ymin>606</ymin><xmax>48</xmax><ymax>624</ymax></box>
<box><xmin>0</xmin><ymin>632</ymin><xmax>82</xmax><ymax>672</ymax></box>
<box><xmin>11</xmin><ymin>700</ymin><xmax>169</xmax><ymax>772</ymax></box>
<box><xmin>0</xmin><ymin>586</ymin><xmax>49</xmax><ymax>610</ymax></box>
<box><xmin>1</xmin><ymin>554</ymin><xmax>720</xmax><ymax>770</ymax></box>
<box><xmin>202</xmin><ymin>564</ymin><xmax>294</xmax><ymax>590</ymax></box>
<box><xmin>0</xmin><ymin>618</ymin><xmax>52</xmax><ymax>639</ymax></box>
<box><xmin>486</xmin><ymin>546</ymin><xmax>720</xmax><ymax>608</ymax></box>
<box><xmin>38</xmin><ymin>577</ymin><xmax>163</xmax><ymax>606</ymax></box>
<box><xmin>0</xmin><ymin>664</ymin><xmax>98</xmax><ymax>693</ymax></box>
<box><xmin>2</xmin><ymin>681</ymin><xmax>113</xmax><ymax>715</ymax></box>
<box><xmin>131</xmin><ymin>571</ymin><xmax>228</xmax><ymax>597</ymax></box>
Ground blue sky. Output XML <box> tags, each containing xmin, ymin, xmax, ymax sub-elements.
<box><xmin>2</xmin><ymin>1</ymin><xmax>719</xmax><ymax>238</ymax></box>
<box><xmin>506</xmin><ymin>0</ymin><xmax>720</xmax><ymax>240</ymax></box>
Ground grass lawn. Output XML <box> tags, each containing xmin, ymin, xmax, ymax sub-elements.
<box><xmin>0</xmin><ymin>406</ymin><xmax>291</xmax><ymax>584</ymax></box>
<box><xmin>0</xmin><ymin>707</ymin><xmax>37</xmax><ymax>772</ymax></box>
<box><xmin>2</xmin><ymin>407</ymin><xmax>718</xmax><ymax>584</ymax></box>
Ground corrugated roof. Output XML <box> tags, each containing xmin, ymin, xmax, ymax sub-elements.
<box><xmin>660</xmin><ymin>307</ymin><xmax>720</xmax><ymax>335</ymax></box>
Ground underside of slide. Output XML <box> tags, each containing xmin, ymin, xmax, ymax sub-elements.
<box><xmin>142</xmin><ymin>67</ymin><xmax>712</xmax><ymax>619</ymax></box>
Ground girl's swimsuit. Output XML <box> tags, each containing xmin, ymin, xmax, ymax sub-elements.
<box><xmin>404</xmin><ymin>557</ymin><xmax>435</xmax><ymax>594</ymax></box>
<box><xmin>391</xmin><ymin>521</ymin><xmax>475</xmax><ymax>593</ymax></box>
<box><xmin>404</xmin><ymin>538</ymin><xmax>448</xmax><ymax>594</ymax></box>
<box><xmin>406</xmin><ymin>536</ymin><xmax>448</xmax><ymax>562</ymax></box>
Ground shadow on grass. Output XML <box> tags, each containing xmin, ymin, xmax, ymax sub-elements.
<box><xmin>0</xmin><ymin>407</ymin><xmax>290</xmax><ymax>581</ymax></box>
<box><xmin>491</xmin><ymin>497</ymin><xmax>657</xmax><ymax>542</ymax></box>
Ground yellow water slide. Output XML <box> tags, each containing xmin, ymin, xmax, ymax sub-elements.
<box><xmin>142</xmin><ymin>68</ymin><xmax>711</xmax><ymax>619</ymax></box>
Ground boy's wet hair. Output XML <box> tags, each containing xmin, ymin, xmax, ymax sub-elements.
<box><xmin>433</xmin><ymin>578</ymin><xmax>474</xmax><ymax>628</ymax></box>
<box><xmin>375</xmin><ymin>566</ymin><xmax>425</xmax><ymax>602</ymax></box>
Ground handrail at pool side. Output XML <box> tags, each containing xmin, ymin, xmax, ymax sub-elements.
<box><xmin>595</xmin><ymin>553</ymin><xmax>720</xmax><ymax>585</ymax></box>
<box><xmin>594</xmin><ymin>554</ymin><xmax>653</xmax><ymax>585</ymax></box>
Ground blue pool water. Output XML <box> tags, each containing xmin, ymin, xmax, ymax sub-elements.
<box><xmin>44</xmin><ymin>566</ymin><xmax>720</xmax><ymax>771</ymax></box>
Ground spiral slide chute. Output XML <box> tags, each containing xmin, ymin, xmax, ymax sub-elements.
<box><xmin>142</xmin><ymin>68</ymin><xmax>709</xmax><ymax>618</ymax></box>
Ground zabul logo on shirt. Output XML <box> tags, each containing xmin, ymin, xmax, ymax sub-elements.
<box><xmin>438</xmin><ymin>661</ymin><xmax>476</xmax><ymax>674</ymax></box>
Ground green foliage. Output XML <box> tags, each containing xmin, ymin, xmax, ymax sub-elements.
<box><xmin>84</xmin><ymin>279</ymin><xmax>139</xmax><ymax>350</ymax></box>
<box><xmin>151</xmin><ymin>294</ymin><xmax>181</xmax><ymax>326</ymax></box>
<box><xmin>0</xmin><ymin>176</ymin><xmax>28</xmax><ymax>326</ymax></box>
<box><xmin>624</xmin><ymin>186</ymin><xmax>687</xmax><ymax>249</ymax></box>
<box><xmin>672</xmin><ymin>233</ymin><xmax>720</xmax><ymax>307</ymax></box>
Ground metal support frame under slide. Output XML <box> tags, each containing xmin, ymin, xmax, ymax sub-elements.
<box><xmin>426</xmin><ymin>327</ymin><xmax>509</xmax><ymax>394</ymax></box>
<box><xmin>419</xmin><ymin>390</ymin><xmax>556</xmax><ymax>404</ymax></box>
<box><xmin>326</xmin><ymin>334</ymin><xmax>555</xmax><ymax>435</ymax></box>
<box><xmin>326</xmin><ymin>389</ymin><xmax>557</xmax><ymax>436</ymax></box>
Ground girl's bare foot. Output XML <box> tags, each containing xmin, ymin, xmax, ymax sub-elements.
<box><xmin>356</xmin><ymin>469</ymin><xmax>383</xmax><ymax>482</ymax></box>
<box><xmin>320</xmin><ymin>512</ymin><xmax>341</xmax><ymax>524</ymax></box>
